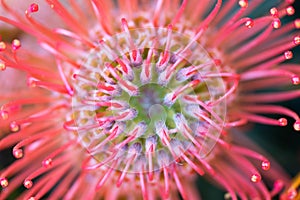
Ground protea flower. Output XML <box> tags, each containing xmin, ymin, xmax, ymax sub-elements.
<box><xmin>0</xmin><ymin>0</ymin><xmax>299</xmax><ymax>199</ymax></box>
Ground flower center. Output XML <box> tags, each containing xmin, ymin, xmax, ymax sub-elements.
<box><xmin>128</xmin><ymin>84</ymin><xmax>171</xmax><ymax>125</ymax></box>
<box><xmin>70</xmin><ymin>24</ymin><xmax>227</xmax><ymax>172</ymax></box>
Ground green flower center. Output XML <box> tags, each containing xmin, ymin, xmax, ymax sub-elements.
<box><xmin>71</xmin><ymin>26</ymin><xmax>226</xmax><ymax>172</ymax></box>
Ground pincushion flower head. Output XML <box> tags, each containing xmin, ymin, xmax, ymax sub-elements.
<box><xmin>0</xmin><ymin>0</ymin><xmax>299</xmax><ymax>199</ymax></box>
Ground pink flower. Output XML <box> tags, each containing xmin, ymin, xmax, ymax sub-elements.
<box><xmin>0</xmin><ymin>0</ymin><xmax>299</xmax><ymax>199</ymax></box>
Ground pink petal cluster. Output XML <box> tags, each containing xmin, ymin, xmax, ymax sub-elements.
<box><xmin>0</xmin><ymin>0</ymin><xmax>299</xmax><ymax>199</ymax></box>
